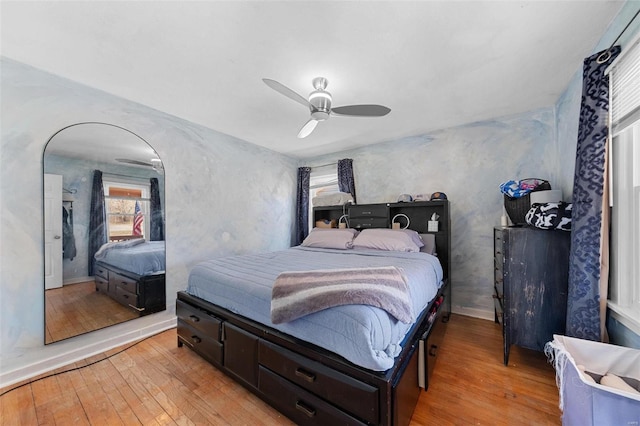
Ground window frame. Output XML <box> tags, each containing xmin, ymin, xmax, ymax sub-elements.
<box><xmin>607</xmin><ymin>31</ymin><xmax>640</xmax><ymax>335</ymax></box>
<box><xmin>103</xmin><ymin>178</ymin><xmax>150</xmax><ymax>241</ymax></box>
<box><xmin>308</xmin><ymin>167</ymin><xmax>340</xmax><ymax>230</ymax></box>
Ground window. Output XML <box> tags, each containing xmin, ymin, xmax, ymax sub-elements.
<box><xmin>608</xmin><ymin>32</ymin><xmax>640</xmax><ymax>334</ymax></box>
<box><xmin>103</xmin><ymin>179</ymin><xmax>150</xmax><ymax>242</ymax></box>
<box><xmin>309</xmin><ymin>167</ymin><xmax>339</xmax><ymax>229</ymax></box>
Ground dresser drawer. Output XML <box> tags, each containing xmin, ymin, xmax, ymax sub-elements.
<box><xmin>110</xmin><ymin>272</ymin><xmax>138</xmax><ymax>294</ymax></box>
<box><xmin>114</xmin><ymin>286</ymin><xmax>140</xmax><ymax>310</ymax></box>
<box><xmin>176</xmin><ymin>300</ymin><xmax>222</xmax><ymax>341</ymax></box>
<box><xmin>95</xmin><ymin>265</ymin><xmax>109</xmax><ymax>281</ymax></box>
<box><xmin>493</xmin><ymin>285</ymin><xmax>504</xmax><ymax>324</ymax></box>
<box><xmin>95</xmin><ymin>276</ymin><xmax>109</xmax><ymax>293</ymax></box>
<box><xmin>178</xmin><ymin>322</ymin><xmax>223</xmax><ymax>366</ymax></box>
<box><xmin>258</xmin><ymin>340</ymin><xmax>378</xmax><ymax>424</ymax></box>
<box><xmin>258</xmin><ymin>366</ymin><xmax>366</xmax><ymax>426</ymax></box>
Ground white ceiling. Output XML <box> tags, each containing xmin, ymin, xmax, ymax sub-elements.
<box><xmin>1</xmin><ymin>1</ymin><xmax>625</xmax><ymax>159</ymax></box>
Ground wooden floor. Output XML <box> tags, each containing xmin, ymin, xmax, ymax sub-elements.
<box><xmin>45</xmin><ymin>281</ymin><xmax>139</xmax><ymax>343</ymax></box>
<box><xmin>1</xmin><ymin>314</ymin><xmax>562</xmax><ymax>425</ymax></box>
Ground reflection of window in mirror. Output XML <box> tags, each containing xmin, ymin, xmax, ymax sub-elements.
<box><xmin>103</xmin><ymin>179</ymin><xmax>149</xmax><ymax>242</ymax></box>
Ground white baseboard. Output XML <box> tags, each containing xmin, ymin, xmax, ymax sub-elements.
<box><xmin>452</xmin><ymin>305</ymin><xmax>495</xmax><ymax>322</ymax></box>
<box><xmin>63</xmin><ymin>276</ymin><xmax>93</xmax><ymax>285</ymax></box>
<box><xmin>0</xmin><ymin>317</ymin><xmax>177</xmax><ymax>389</ymax></box>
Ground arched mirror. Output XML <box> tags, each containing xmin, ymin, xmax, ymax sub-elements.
<box><xmin>43</xmin><ymin>123</ymin><xmax>166</xmax><ymax>344</ymax></box>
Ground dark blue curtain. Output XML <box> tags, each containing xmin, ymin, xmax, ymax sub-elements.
<box><xmin>295</xmin><ymin>167</ymin><xmax>311</xmax><ymax>246</ymax></box>
<box><xmin>149</xmin><ymin>177</ymin><xmax>164</xmax><ymax>241</ymax></box>
<box><xmin>88</xmin><ymin>170</ymin><xmax>107</xmax><ymax>276</ymax></box>
<box><xmin>566</xmin><ymin>46</ymin><xmax>620</xmax><ymax>341</ymax></box>
<box><xmin>337</xmin><ymin>158</ymin><xmax>357</xmax><ymax>204</ymax></box>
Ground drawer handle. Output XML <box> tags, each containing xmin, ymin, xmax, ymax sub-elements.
<box><xmin>128</xmin><ymin>304</ymin><xmax>145</xmax><ymax>312</ymax></box>
<box><xmin>295</xmin><ymin>400</ymin><xmax>316</xmax><ymax>418</ymax></box>
<box><xmin>429</xmin><ymin>344</ymin><xmax>438</xmax><ymax>357</ymax></box>
<box><xmin>295</xmin><ymin>368</ymin><xmax>316</xmax><ymax>383</ymax></box>
<box><xmin>191</xmin><ymin>335</ymin><xmax>202</xmax><ymax>344</ymax></box>
<box><xmin>189</xmin><ymin>315</ymin><xmax>200</xmax><ymax>323</ymax></box>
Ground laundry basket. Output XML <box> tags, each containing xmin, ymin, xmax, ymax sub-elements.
<box><xmin>545</xmin><ymin>335</ymin><xmax>640</xmax><ymax>425</ymax></box>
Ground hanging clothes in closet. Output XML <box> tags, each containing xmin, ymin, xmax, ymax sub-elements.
<box><xmin>62</xmin><ymin>205</ymin><xmax>77</xmax><ymax>260</ymax></box>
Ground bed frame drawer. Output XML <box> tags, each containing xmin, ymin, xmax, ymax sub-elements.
<box><xmin>95</xmin><ymin>276</ymin><xmax>109</xmax><ymax>293</ymax></box>
<box><xmin>114</xmin><ymin>286</ymin><xmax>140</xmax><ymax>310</ymax></box>
<box><xmin>176</xmin><ymin>300</ymin><xmax>222</xmax><ymax>341</ymax></box>
<box><xmin>110</xmin><ymin>271</ymin><xmax>138</xmax><ymax>294</ymax></box>
<box><xmin>95</xmin><ymin>265</ymin><xmax>109</xmax><ymax>281</ymax></box>
<box><xmin>178</xmin><ymin>322</ymin><xmax>223</xmax><ymax>366</ymax></box>
<box><xmin>258</xmin><ymin>340</ymin><xmax>378</xmax><ymax>424</ymax></box>
<box><xmin>258</xmin><ymin>366</ymin><xmax>366</xmax><ymax>426</ymax></box>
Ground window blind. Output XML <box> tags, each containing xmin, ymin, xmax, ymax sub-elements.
<box><xmin>609</xmin><ymin>33</ymin><xmax>640</xmax><ymax>127</ymax></box>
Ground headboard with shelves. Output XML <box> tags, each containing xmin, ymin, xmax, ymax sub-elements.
<box><xmin>312</xmin><ymin>200</ymin><xmax>451</xmax><ymax>281</ymax></box>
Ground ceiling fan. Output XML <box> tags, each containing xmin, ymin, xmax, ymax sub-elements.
<box><xmin>263</xmin><ymin>77</ymin><xmax>391</xmax><ymax>138</ymax></box>
<box><xmin>116</xmin><ymin>158</ymin><xmax>164</xmax><ymax>173</ymax></box>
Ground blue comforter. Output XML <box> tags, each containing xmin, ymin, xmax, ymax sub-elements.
<box><xmin>187</xmin><ymin>247</ymin><xmax>443</xmax><ymax>371</ymax></box>
<box><xmin>94</xmin><ymin>240</ymin><xmax>165</xmax><ymax>275</ymax></box>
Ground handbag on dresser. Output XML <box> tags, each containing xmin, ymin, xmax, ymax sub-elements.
<box><xmin>525</xmin><ymin>201</ymin><xmax>572</xmax><ymax>231</ymax></box>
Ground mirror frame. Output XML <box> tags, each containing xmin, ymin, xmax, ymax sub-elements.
<box><xmin>43</xmin><ymin>122</ymin><xmax>166</xmax><ymax>344</ymax></box>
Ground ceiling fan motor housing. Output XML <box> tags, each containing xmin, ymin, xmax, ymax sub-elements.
<box><xmin>309</xmin><ymin>89</ymin><xmax>331</xmax><ymax>120</ymax></box>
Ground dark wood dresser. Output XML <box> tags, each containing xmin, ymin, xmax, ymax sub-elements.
<box><xmin>493</xmin><ymin>226</ymin><xmax>570</xmax><ymax>365</ymax></box>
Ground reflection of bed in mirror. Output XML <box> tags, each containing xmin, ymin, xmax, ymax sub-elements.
<box><xmin>94</xmin><ymin>239</ymin><xmax>166</xmax><ymax>314</ymax></box>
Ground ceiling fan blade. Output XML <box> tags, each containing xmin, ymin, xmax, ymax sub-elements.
<box><xmin>331</xmin><ymin>104</ymin><xmax>391</xmax><ymax>117</ymax></box>
<box><xmin>115</xmin><ymin>158</ymin><xmax>153</xmax><ymax>167</ymax></box>
<box><xmin>263</xmin><ymin>78</ymin><xmax>311</xmax><ymax>108</ymax></box>
<box><xmin>297</xmin><ymin>118</ymin><xmax>319</xmax><ymax>138</ymax></box>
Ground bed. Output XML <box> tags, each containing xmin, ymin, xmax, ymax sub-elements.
<box><xmin>177</xmin><ymin>201</ymin><xmax>451</xmax><ymax>426</ymax></box>
<box><xmin>94</xmin><ymin>239</ymin><xmax>166</xmax><ymax>315</ymax></box>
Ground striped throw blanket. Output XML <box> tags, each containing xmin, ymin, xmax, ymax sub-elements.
<box><xmin>271</xmin><ymin>266</ymin><xmax>414</xmax><ymax>324</ymax></box>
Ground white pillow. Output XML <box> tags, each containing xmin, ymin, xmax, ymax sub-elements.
<box><xmin>301</xmin><ymin>228</ymin><xmax>358</xmax><ymax>250</ymax></box>
<box><xmin>353</xmin><ymin>228</ymin><xmax>424</xmax><ymax>252</ymax></box>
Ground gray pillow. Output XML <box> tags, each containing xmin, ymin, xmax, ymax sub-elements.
<box><xmin>301</xmin><ymin>228</ymin><xmax>358</xmax><ymax>249</ymax></box>
<box><xmin>353</xmin><ymin>228</ymin><xmax>424</xmax><ymax>252</ymax></box>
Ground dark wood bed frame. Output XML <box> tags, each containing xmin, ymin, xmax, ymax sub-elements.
<box><xmin>95</xmin><ymin>261</ymin><xmax>166</xmax><ymax>315</ymax></box>
<box><xmin>176</xmin><ymin>201</ymin><xmax>451</xmax><ymax>425</ymax></box>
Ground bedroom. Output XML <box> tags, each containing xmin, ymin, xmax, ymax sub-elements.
<box><xmin>1</xmin><ymin>0</ymin><xmax>640</xmax><ymax>424</ymax></box>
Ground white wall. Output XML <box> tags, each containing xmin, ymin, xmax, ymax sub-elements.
<box><xmin>0</xmin><ymin>58</ymin><xmax>298</xmax><ymax>386</ymax></box>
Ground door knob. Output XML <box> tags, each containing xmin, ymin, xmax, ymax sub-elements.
<box><xmin>54</xmin><ymin>235</ymin><xmax>61</xmax><ymax>239</ymax></box>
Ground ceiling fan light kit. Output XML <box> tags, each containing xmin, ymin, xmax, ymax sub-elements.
<box><xmin>263</xmin><ymin>76</ymin><xmax>390</xmax><ymax>138</ymax></box>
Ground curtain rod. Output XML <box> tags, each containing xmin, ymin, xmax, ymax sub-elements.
<box><xmin>598</xmin><ymin>7</ymin><xmax>640</xmax><ymax>63</ymax></box>
<box><xmin>310</xmin><ymin>162</ymin><xmax>337</xmax><ymax>169</ymax></box>
<box><xmin>102</xmin><ymin>171</ymin><xmax>152</xmax><ymax>181</ymax></box>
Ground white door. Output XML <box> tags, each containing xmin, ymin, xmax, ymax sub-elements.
<box><xmin>44</xmin><ymin>174</ymin><xmax>63</xmax><ymax>289</ymax></box>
